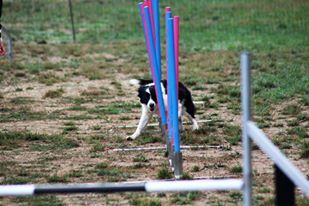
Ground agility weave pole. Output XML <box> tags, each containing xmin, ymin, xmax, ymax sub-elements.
<box><xmin>139</xmin><ymin>1</ymin><xmax>184</xmax><ymax>178</ymax></box>
<box><xmin>0</xmin><ymin>179</ymin><xmax>244</xmax><ymax>196</ymax></box>
<box><xmin>166</xmin><ymin>12</ymin><xmax>182</xmax><ymax>177</ymax></box>
<box><xmin>139</xmin><ymin>2</ymin><xmax>168</xmax><ymax>140</ymax></box>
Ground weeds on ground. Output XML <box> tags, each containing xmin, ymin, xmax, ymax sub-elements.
<box><xmin>44</xmin><ymin>88</ymin><xmax>65</xmax><ymax>98</ymax></box>
<box><xmin>130</xmin><ymin>197</ymin><xmax>161</xmax><ymax>206</ymax></box>
<box><xmin>13</xmin><ymin>196</ymin><xmax>63</xmax><ymax>206</ymax></box>
<box><xmin>156</xmin><ymin>165</ymin><xmax>173</xmax><ymax>179</ymax></box>
<box><xmin>0</xmin><ymin>131</ymin><xmax>79</xmax><ymax>151</ymax></box>
<box><xmin>171</xmin><ymin>192</ymin><xmax>201</xmax><ymax>205</ymax></box>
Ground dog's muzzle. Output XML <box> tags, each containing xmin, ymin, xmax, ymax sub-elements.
<box><xmin>149</xmin><ymin>103</ymin><xmax>155</xmax><ymax>112</ymax></box>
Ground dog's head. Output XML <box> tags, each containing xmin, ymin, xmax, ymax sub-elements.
<box><xmin>138</xmin><ymin>85</ymin><xmax>157</xmax><ymax>112</ymax></box>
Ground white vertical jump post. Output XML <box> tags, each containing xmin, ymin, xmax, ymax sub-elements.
<box><xmin>241</xmin><ymin>52</ymin><xmax>252</xmax><ymax>206</ymax></box>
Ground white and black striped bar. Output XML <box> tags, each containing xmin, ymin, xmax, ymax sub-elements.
<box><xmin>247</xmin><ymin>121</ymin><xmax>309</xmax><ymax>197</ymax></box>
<box><xmin>0</xmin><ymin>179</ymin><xmax>243</xmax><ymax>196</ymax></box>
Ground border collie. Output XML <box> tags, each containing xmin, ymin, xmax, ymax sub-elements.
<box><xmin>127</xmin><ymin>79</ymin><xmax>199</xmax><ymax>140</ymax></box>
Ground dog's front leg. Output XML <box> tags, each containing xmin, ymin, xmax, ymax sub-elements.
<box><xmin>178</xmin><ymin>103</ymin><xmax>184</xmax><ymax>131</ymax></box>
<box><xmin>127</xmin><ymin>105</ymin><xmax>152</xmax><ymax>140</ymax></box>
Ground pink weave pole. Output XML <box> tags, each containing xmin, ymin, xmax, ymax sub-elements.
<box><xmin>173</xmin><ymin>16</ymin><xmax>180</xmax><ymax>97</ymax></box>
<box><xmin>144</xmin><ymin>0</ymin><xmax>156</xmax><ymax>45</ymax></box>
<box><xmin>165</xmin><ymin>7</ymin><xmax>171</xmax><ymax>68</ymax></box>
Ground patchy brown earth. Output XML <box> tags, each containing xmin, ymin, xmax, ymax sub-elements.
<box><xmin>0</xmin><ymin>44</ymin><xmax>308</xmax><ymax>206</ymax></box>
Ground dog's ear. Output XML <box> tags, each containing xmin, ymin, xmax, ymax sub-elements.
<box><xmin>149</xmin><ymin>86</ymin><xmax>157</xmax><ymax>103</ymax></box>
<box><xmin>138</xmin><ymin>86</ymin><xmax>149</xmax><ymax>104</ymax></box>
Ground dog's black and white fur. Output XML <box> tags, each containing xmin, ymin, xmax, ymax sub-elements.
<box><xmin>127</xmin><ymin>79</ymin><xmax>199</xmax><ymax>140</ymax></box>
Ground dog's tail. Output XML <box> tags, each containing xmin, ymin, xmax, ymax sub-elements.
<box><xmin>129</xmin><ymin>79</ymin><xmax>153</xmax><ymax>87</ymax></box>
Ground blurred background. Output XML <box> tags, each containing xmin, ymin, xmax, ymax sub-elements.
<box><xmin>1</xmin><ymin>0</ymin><xmax>308</xmax><ymax>50</ymax></box>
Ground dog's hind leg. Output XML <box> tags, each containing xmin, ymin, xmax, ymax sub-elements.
<box><xmin>127</xmin><ymin>105</ymin><xmax>152</xmax><ymax>140</ymax></box>
<box><xmin>185</xmin><ymin>112</ymin><xmax>199</xmax><ymax>130</ymax></box>
<box><xmin>184</xmin><ymin>99</ymin><xmax>199</xmax><ymax>131</ymax></box>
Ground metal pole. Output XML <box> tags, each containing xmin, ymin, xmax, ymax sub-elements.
<box><xmin>241</xmin><ymin>52</ymin><xmax>252</xmax><ymax>206</ymax></box>
<box><xmin>68</xmin><ymin>0</ymin><xmax>76</xmax><ymax>42</ymax></box>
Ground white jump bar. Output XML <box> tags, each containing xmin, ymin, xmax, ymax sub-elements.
<box><xmin>247</xmin><ymin>121</ymin><xmax>309</xmax><ymax>197</ymax></box>
<box><xmin>0</xmin><ymin>179</ymin><xmax>243</xmax><ymax>196</ymax></box>
<box><xmin>145</xmin><ymin>179</ymin><xmax>243</xmax><ymax>192</ymax></box>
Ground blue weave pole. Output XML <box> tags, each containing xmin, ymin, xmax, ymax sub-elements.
<box><xmin>167</xmin><ymin>17</ymin><xmax>180</xmax><ymax>153</ymax></box>
<box><xmin>144</xmin><ymin>6</ymin><xmax>167</xmax><ymax>126</ymax></box>
<box><xmin>165</xmin><ymin>8</ymin><xmax>173</xmax><ymax>140</ymax></box>
<box><xmin>139</xmin><ymin>3</ymin><xmax>155</xmax><ymax>79</ymax></box>
<box><xmin>152</xmin><ymin>0</ymin><xmax>161</xmax><ymax>80</ymax></box>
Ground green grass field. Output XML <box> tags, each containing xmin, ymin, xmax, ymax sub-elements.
<box><xmin>0</xmin><ymin>0</ymin><xmax>308</xmax><ymax>205</ymax></box>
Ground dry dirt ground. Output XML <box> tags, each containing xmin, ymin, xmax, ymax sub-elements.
<box><xmin>0</xmin><ymin>45</ymin><xmax>308</xmax><ymax>205</ymax></box>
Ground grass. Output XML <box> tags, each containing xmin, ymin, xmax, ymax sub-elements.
<box><xmin>38</xmin><ymin>72</ymin><xmax>64</xmax><ymax>85</ymax></box>
<box><xmin>171</xmin><ymin>192</ymin><xmax>201</xmax><ymax>205</ymax></box>
<box><xmin>80</xmin><ymin>63</ymin><xmax>106</xmax><ymax>80</ymax></box>
<box><xmin>223</xmin><ymin>125</ymin><xmax>241</xmax><ymax>145</ymax></box>
<box><xmin>133</xmin><ymin>154</ymin><xmax>149</xmax><ymax>163</ymax></box>
<box><xmin>62</xmin><ymin>122</ymin><xmax>78</xmax><ymax>134</ymax></box>
<box><xmin>136</xmin><ymin>135</ymin><xmax>162</xmax><ymax>145</ymax></box>
<box><xmin>288</xmin><ymin>126</ymin><xmax>308</xmax><ymax>139</ymax></box>
<box><xmin>47</xmin><ymin>174</ymin><xmax>69</xmax><ymax>183</ymax></box>
<box><xmin>229</xmin><ymin>192</ymin><xmax>242</xmax><ymax>203</ymax></box>
<box><xmin>0</xmin><ymin>131</ymin><xmax>79</xmax><ymax>151</ymax></box>
<box><xmin>191</xmin><ymin>165</ymin><xmax>200</xmax><ymax>172</ymax></box>
<box><xmin>130</xmin><ymin>198</ymin><xmax>161</xmax><ymax>206</ymax></box>
<box><xmin>282</xmin><ymin>104</ymin><xmax>302</xmax><ymax>116</ymax></box>
<box><xmin>14</xmin><ymin>196</ymin><xmax>63</xmax><ymax>206</ymax></box>
<box><xmin>299</xmin><ymin>140</ymin><xmax>309</xmax><ymax>159</ymax></box>
<box><xmin>156</xmin><ymin>165</ymin><xmax>173</xmax><ymax>179</ymax></box>
<box><xmin>97</xmin><ymin>168</ymin><xmax>129</xmax><ymax>182</ymax></box>
<box><xmin>230</xmin><ymin>165</ymin><xmax>242</xmax><ymax>174</ymax></box>
<box><xmin>10</xmin><ymin>97</ymin><xmax>35</xmax><ymax>105</ymax></box>
<box><xmin>3</xmin><ymin>0</ymin><xmax>308</xmax><ymax>52</ymax></box>
<box><xmin>44</xmin><ymin>88</ymin><xmax>65</xmax><ymax>98</ymax></box>
<box><xmin>94</xmin><ymin>162</ymin><xmax>130</xmax><ymax>181</ymax></box>
<box><xmin>0</xmin><ymin>109</ymin><xmax>57</xmax><ymax>122</ymax></box>
<box><xmin>87</xmin><ymin>102</ymin><xmax>138</xmax><ymax>115</ymax></box>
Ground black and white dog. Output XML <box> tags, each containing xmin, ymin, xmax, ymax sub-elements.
<box><xmin>127</xmin><ymin>79</ymin><xmax>199</xmax><ymax>140</ymax></box>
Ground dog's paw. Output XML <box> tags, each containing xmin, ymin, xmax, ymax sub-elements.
<box><xmin>193</xmin><ymin>124</ymin><xmax>199</xmax><ymax>131</ymax></box>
